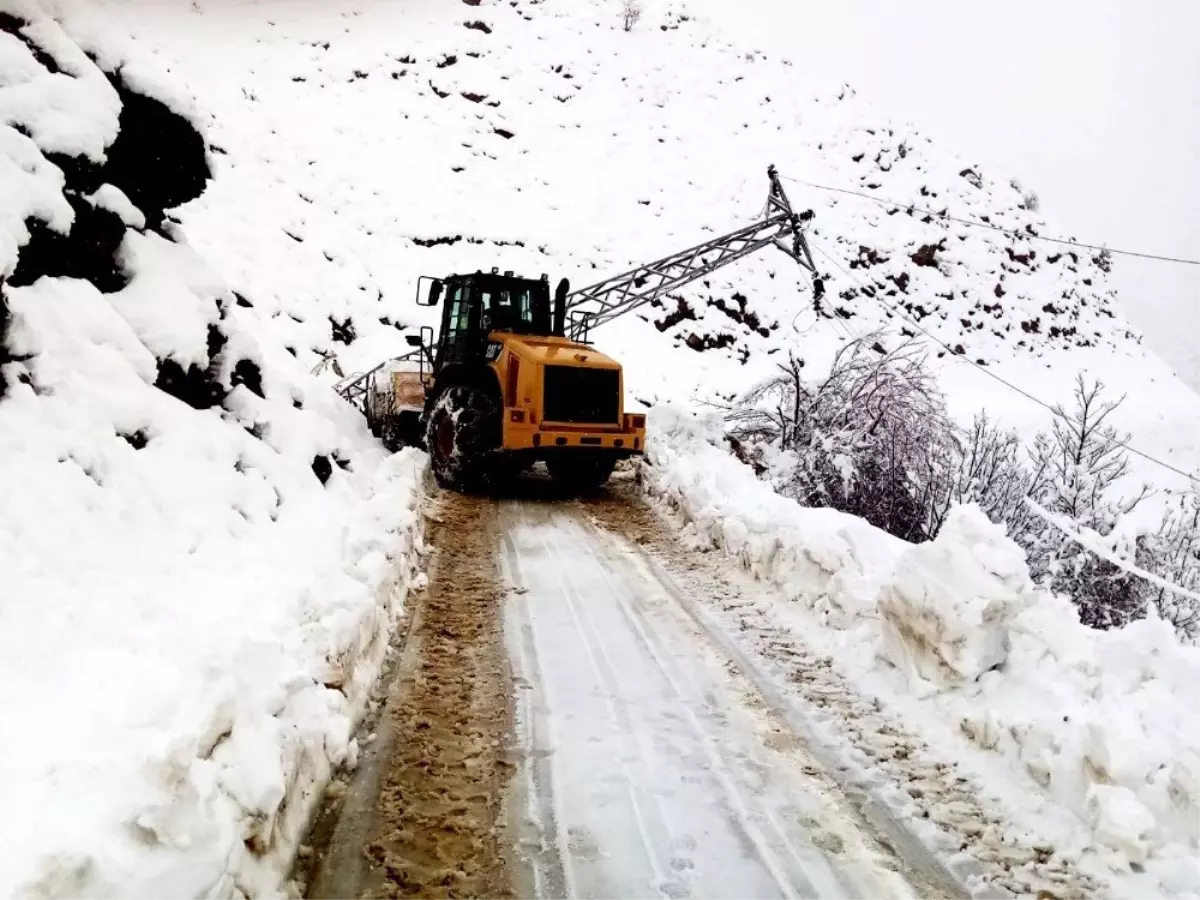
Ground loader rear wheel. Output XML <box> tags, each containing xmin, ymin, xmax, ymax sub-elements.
<box><xmin>546</xmin><ymin>454</ymin><xmax>616</xmax><ymax>492</ymax></box>
<box><xmin>425</xmin><ymin>385</ymin><xmax>500</xmax><ymax>491</ymax></box>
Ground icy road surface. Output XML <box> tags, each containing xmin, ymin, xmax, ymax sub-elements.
<box><xmin>500</xmin><ymin>499</ymin><xmax>937</xmax><ymax>900</ymax></box>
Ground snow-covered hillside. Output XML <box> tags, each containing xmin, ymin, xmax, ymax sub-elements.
<box><xmin>78</xmin><ymin>0</ymin><xmax>1200</xmax><ymax>497</ymax></box>
<box><xmin>1</xmin><ymin>3</ymin><xmax>425</xmax><ymax>895</ymax></box>
<box><xmin>2</xmin><ymin>0</ymin><xmax>1197</xmax><ymax>895</ymax></box>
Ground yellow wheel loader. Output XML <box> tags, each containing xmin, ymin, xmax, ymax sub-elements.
<box><xmin>339</xmin><ymin>165</ymin><xmax>818</xmax><ymax>492</ymax></box>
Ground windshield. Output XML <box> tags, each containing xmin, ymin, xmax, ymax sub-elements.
<box><xmin>476</xmin><ymin>279</ymin><xmax>551</xmax><ymax>335</ymax></box>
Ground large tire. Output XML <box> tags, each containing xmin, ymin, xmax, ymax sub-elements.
<box><xmin>424</xmin><ymin>385</ymin><xmax>501</xmax><ymax>490</ymax></box>
<box><xmin>546</xmin><ymin>454</ymin><xmax>616</xmax><ymax>492</ymax></box>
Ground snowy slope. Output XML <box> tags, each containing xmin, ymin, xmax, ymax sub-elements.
<box><xmin>0</xmin><ymin>3</ymin><xmax>427</xmax><ymax>895</ymax></box>
<box><xmin>641</xmin><ymin>404</ymin><xmax>1200</xmax><ymax>898</ymax></box>
<box><xmin>83</xmin><ymin>0</ymin><xmax>1200</xmax><ymax>499</ymax></box>
<box><xmin>2</xmin><ymin>0</ymin><xmax>1196</xmax><ymax>895</ymax></box>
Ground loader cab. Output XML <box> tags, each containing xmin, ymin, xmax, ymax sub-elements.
<box><xmin>417</xmin><ymin>270</ymin><xmax>556</xmax><ymax>372</ymax></box>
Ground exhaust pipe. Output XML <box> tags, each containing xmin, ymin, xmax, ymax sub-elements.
<box><xmin>553</xmin><ymin>277</ymin><xmax>569</xmax><ymax>337</ymax></box>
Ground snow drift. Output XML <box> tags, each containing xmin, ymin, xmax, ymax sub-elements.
<box><xmin>641</xmin><ymin>404</ymin><xmax>1200</xmax><ymax>893</ymax></box>
<box><xmin>876</xmin><ymin>505</ymin><xmax>1033</xmax><ymax>688</ymax></box>
<box><xmin>0</xmin><ymin>5</ymin><xmax>427</xmax><ymax>896</ymax></box>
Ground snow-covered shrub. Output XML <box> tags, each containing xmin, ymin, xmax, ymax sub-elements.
<box><xmin>925</xmin><ymin>411</ymin><xmax>1046</xmax><ymax>541</ymax></box>
<box><xmin>728</xmin><ymin>333</ymin><xmax>957</xmax><ymax>543</ymax></box>
<box><xmin>644</xmin><ymin>403</ymin><xmax>1200</xmax><ymax>883</ymax></box>
<box><xmin>1136</xmin><ymin>490</ymin><xmax>1200</xmax><ymax>642</ymax></box>
<box><xmin>726</xmin><ymin>335</ymin><xmax>1046</xmax><ymax>547</ymax></box>
<box><xmin>1021</xmin><ymin>375</ymin><xmax>1151</xmax><ymax>630</ymax></box>
<box><xmin>620</xmin><ymin>0</ymin><xmax>642</xmax><ymax>32</ymax></box>
<box><xmin>725</xmin><ymin>349</ymin><xmax>1197</xmax><ymax>639</ymax></box>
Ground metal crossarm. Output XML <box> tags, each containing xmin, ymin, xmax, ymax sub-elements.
<box><xmin>565</xmin><ymin>165</ymin><xmax>816</xmax><ymax>341</ymax></box>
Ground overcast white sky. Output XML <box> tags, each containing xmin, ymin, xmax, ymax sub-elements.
<box><xmin>689</xmin><ymin>0</ymin><xmax>1200</xmax><ymax>391</ymax></box>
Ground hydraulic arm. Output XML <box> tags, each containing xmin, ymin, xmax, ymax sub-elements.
<box><xmin>564</xmin><ymin>165</ymin><xmax>818</xmax><ymax>341</ymax></box>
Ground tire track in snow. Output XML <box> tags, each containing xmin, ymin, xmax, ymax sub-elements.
<box><xmin>502</xmin><ymin>544</ymin><xmax>575</xmax><ymax>900</ymax></box>
<box><xmin>500</xmin><ymin>496</ymin><xmax>923</xmax><ymax>899</ymax></box>
<box><xmin>571</xmin><ymin>517</ymin><xmax>822</xmax><ymax>900</ymax></box>
<box><xmin>582</xmin><ymin>479</ymin><xmax>1106</xmax><ymax>900</ymax></box>
<box><xmin>507</xmin><ymin>499</ymin><xmax>680</xmax><ymax>897</ymax></box>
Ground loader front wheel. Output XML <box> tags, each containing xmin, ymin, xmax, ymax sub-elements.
<box><xmin>546</xmin><ymin>454</ymin><xmax>616</xmax><ymax>492</ymax></box>
<box><xmin>424</xmin><ymin>385</ymin><xmax>500</xmax><ymax>491</ymax></box>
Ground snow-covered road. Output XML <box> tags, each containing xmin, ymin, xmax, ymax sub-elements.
<box><xmin>500</xmin><ymin>498</ymin><xmax>938</xmax><ymax>900</ymax></box>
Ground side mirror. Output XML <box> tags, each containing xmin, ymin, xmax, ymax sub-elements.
<box><xmin>405</xmin><ymin>334</ymin><xmax>423</xmax><ymax>347</ymax></box>
<box><xmin>415</xmin><ymin>275</ymin><xmax>443</xmax><ymax>307</ymax></box>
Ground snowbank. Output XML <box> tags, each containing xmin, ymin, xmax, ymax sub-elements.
<box><xmin>1</xmin><ymin>5</ymin><xmax>429</xmax><ymax>895</ymax></box>
<box><xmin>876</xmin><ymin>505</ymin><xmax>1033</xmax><ymax>688</ymax></box>
<box><xmin>641</xmin><ymin>403</ymin><xmax>906</xmax><ymax>627</ymax></box>
<box><xmin>642</xmin><ymin>404</ymin><xmax>1200</xmax><ymax>891</ymax></box>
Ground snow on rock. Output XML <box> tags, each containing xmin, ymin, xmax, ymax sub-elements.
<box><xmin>876</xmin><ymin>504</ymin><xmax>1032</xmax><ymax>689</ymax></box>
<box><xmin>0</xmin><ymin>3</ymin><xmax>428</xmax><ymax>896</ymax></box>
<box><xmin>643</xmin><ymin>403</ymin><xmax>1200</xmax><ymax>891</ymax></box>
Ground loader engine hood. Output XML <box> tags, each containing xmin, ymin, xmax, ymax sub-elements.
<box><xmin>496</xmin><ymin>334</ymin><xmax>622</xmax><ymax>370</ymax></box>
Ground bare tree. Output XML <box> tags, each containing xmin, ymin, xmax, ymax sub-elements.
<box><xmin>728</xmin><ymin>332</ymin><xmax>955</xmax><ymax>542</ymax></box>
<box><xmin>918</xmin><ymin>412</ymin><xmax>1046</xmax><ymax>541</ymax></box>
<box><xmin>620</xmin><ymin>0</ymin><xmax>642</xmax><ymax>31</ymax></box>
<box><xmin>1022</xmin><ymin>375</ymin><xmax>1151</xmax><ymax>629</ymax></box>
<box><xmin>1137</xmin><ymin>491</ymin><xmax>1200</xmax><ymax>642</ymax></box>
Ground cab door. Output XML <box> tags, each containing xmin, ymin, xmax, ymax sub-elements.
<box><xmin>436</xmin><ymin>278</ymin><xmax>483</xmax><ymax>369</ymax></box>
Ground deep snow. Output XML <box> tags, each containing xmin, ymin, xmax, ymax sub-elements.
<box><xmin>3</xmin><ymin>0</ymin><xmax>1198</xmax><ymax>895</ymax></box>
<box><xmin>0</xmin><ymin>3</ymin><xmax>428</xmax><ymax>895</ymax></box>
<box><xmin>640</xmin><ymin>403</ymin><xmax>1200</xmax><ymax>897</ymax></box>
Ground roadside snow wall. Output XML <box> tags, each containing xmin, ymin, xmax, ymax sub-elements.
<box><xmin>641</xmin><ymin>404</ymin><xmax>1200</xmax><ymax>886</ymax></box>
<box><xmin>0</xmin><ymin>5</ymin><xmax>425</xmax><ymax>896</ymax></box>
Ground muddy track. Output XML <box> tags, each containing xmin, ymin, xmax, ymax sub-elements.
<box><xmin>303</xmin><ymin>489</ymin><xmax>516</xmax><ymax>900</ymax></box>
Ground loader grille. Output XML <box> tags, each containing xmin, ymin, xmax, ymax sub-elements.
<box><xmin>542</xmin><ymin>365</ymin><xmax>620</xmax><ymax>424</ymax></box>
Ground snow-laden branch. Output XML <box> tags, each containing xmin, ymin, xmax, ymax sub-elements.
<box><xmin>1025</xmin><ymin>498</ymin><xmax>1200</xmax><ymax>604</ymax></box>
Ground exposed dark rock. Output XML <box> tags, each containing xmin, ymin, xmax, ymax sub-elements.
<box><xmin>312</xmin><ymin>454</ymin><xmax>333</xmax><ymax>485</ymax></box>
<box><xmin>231</xmin><ymin>359</ymin><xmax>264</xmax><ymax>398</ymax></box>
<box><xmin>654</xmin><ymin>297</ymin><xmax>696</xmax><ymax>332</ymax></box>
<box><xmin>154</xmin><ymin>357</ymin><xmax>226</xmax><ymax>410</ymax></box>
<box><xmin>330</xmin><ymin>316</ymin><xmax>356</xmax><ymax>345</ymax></box>
<box><xmin>910</xmin><ymin>239</ymin><xmax>945</xmax><ymax>268</ymax></box>
<box><xmin>119</xmin><ymin>429</ymin><xmax>149</xmax><ymax>449</ymax></box>
<box><xmin>684</xmin><ymin>332</ymin><xmax>736</xmax><ymax>352</ymax></box>
<box><xmin>0</xmin><ymin>283</ymin><xmax>11</xmax><ymax>401</ymax></box>
<box><xmin>8</xmin><ymin>199</ymin><xmax>128</xmax><ymax>293</ymax></box>
<box><xmin>959</xmin><ymin>168</ymin><xmax>983</xmax><ymax>189</ymax></box>
<box><xmin>0</xmin><ymin>12</ymin><xmax>61</xmax><ymax>74</ymax></box>
<box><xmin>412</xmin><ymin>234</ymin><xmax>462</xmax><ymax>248</ymax></box>
<box><xmin>849</xmin><ymin>245</ymin><xmax>889</xmax><ymax>269</ymax></box>
<box><xmin>102</xmin><ymin>74</ymin><xmax>210</xmax><ymax>231</ymax></box>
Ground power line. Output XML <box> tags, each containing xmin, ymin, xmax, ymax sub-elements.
<box><xmin>808</xmin><ymin>239</ymin><xmax>1200</xmax><ymax>486</ymax></box>
<box><xmin>784</xmin><ymin>176</ymin><xmax>1200</xmax><ymax>267</ymax></box>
